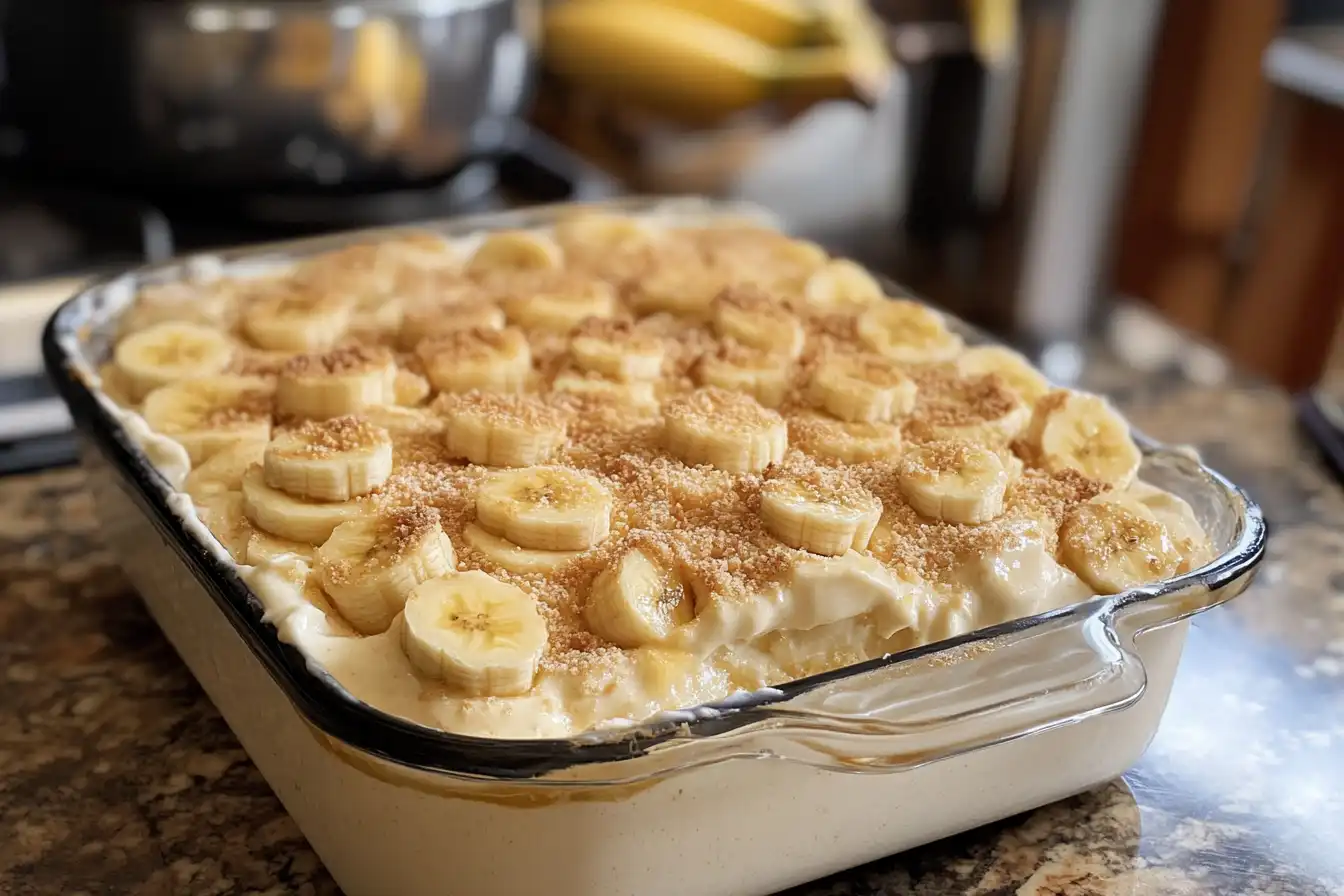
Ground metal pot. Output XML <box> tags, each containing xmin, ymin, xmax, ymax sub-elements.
<box><xmin>0</xmin><ymin>0</ymin><xmax>540</xmax><ymax>192</ymax></box>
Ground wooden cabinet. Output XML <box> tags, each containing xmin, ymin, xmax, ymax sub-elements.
<box><xmin>1114</xmin><ymin>0</ymin><xmax>1344</xmax><ymax>389</ymax></box>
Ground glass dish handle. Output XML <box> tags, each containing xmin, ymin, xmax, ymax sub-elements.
<box><xmin>740</xmin><ymin>600</ymin><xmax>1149</xmax><ymax>772</ymax></box>
<box><xmin>730</xmin><ymin>447</ymin><xmax>1266</xmax><ymax>773</ymax></box>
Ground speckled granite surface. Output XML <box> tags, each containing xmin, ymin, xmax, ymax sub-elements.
<box><xmin>3</xmin><ymin>320</ymin><xmax>1343</xmax><ymax>895</ymax></box>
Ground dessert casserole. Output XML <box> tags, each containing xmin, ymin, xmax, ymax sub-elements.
<box><xmin>95</xmin><ymin>212</ymin><xmax>1214</xmax><ymax>739</ymax></box>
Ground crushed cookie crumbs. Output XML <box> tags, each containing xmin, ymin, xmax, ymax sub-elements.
<box><xmin>112</xmin><ymin>221</ymin><xmax>1203</xmax><ymax>722</ymax></box>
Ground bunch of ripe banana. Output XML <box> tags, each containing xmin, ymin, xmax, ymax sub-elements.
<box><xmin>541</xmin><ymin>0</ymin><xmax>894</xmax><ymax>123</ymax></box>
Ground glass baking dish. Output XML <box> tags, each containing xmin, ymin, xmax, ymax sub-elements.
<box><xmin>42</xmin><ymin>196</ymin><xmax>1266</xmax><ymax>896</ymax></box>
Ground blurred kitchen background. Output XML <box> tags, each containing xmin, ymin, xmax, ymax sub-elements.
<box><xmin>1</xmin><ymin>0</ymin><xmax>1344</xmax><ymax>473</ymax></box>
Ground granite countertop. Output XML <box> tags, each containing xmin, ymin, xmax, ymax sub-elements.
<box><xmin>2</xmin><ymin>311</ymin><xmax>1343</xmax><ymax>895</ymax></box>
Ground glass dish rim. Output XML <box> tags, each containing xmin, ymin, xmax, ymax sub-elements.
<box><xmin>41</xmin><ymin>195</ymin><xmax>1268</xmax><ymax>781</ymax></box>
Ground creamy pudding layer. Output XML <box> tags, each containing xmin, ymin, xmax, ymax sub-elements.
<box><xmin>97</xmin><ymin>214</ymin><xmax>1212</xmax><ymax>738</ymax></box>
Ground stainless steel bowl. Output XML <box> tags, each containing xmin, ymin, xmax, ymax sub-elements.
<box><xmin>1</xmin><ymin>0</ymin><xmax>540</xmax><ymax>191</ymax></box>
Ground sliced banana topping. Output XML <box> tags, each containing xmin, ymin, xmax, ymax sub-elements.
<box><xmin>461</xmin><ymin>523</ymin><xmax>583</xmax><ymax>574</ymax></box>
<box><xmin>916</xmin><ymin>373</ymin><xmax>1030</xmax><ymax>444</ymax></box>
<box><xmin>246</xmin><ymin>531</ymin><xmax>316</xmax><ymax>566</ymax></box>
<box><xmin>569</xmin><ymin>317</ymin><xmax>664</xmax><ymax>381</ymax></box>
<box><xmin>294</xmin><ymin>233</ymin><xmax>458</xmax><ymax>296</ymax></box>
<box><xmin>240</xmin><ymin>281</ymin><xmax>352</xmax><ymax>353</ymax></box>
<box><xmin>466</xmin><ymin>230</ymin><xmax>563</xmax><ymax>275</ymax></box>
<box><xmin>1027</xmin><ymin>390</ymin><xmax>1142</xmax><ymax>488</ymax></box>
<box><xmin>275</xmin><ymin>346</ymin><xmax>397</xmax><ymax>420</ymax></box>
<box><xmin>398</xmin><ymin>294</ymin><xmax>504</xmax><ymax>351</ymax></box>
<box><xmin>695</xmin><ymin>343</ymin><xmax>792</xmax><ymax>409</ymax></box>
<box><xmin>194</xmin><ymin>491</ymin><xmax>254</xmax><ymax>562</ymax></box>
<box><xmin>1120</xmin><ymin>480</ymin><xmax>1214</xmax><ymax>572</ymax></box>
<box><xmin>697</xmin><ymin>228</ymin><xmax>828</xmax><ymax>292</ymax></box>
<box><xmin>857</xmin><ymin>300</ymin><xmax>964</xmax><ymax>364</ymax></box>
<box><xmin>630</xmin><ymin>261</ymin><xmax>728</xmax><ymax>317</ymax></box>
<box><xmin>401</xmin><ymin>571</ymin><xmax>548</xmax><ymax>697</ymax></box>
<box><xmin>663</xmin><ymin>387</ymin><xmax>788</xmax><ymax>474</ymax></box>
<box><xmin>551</xmin><ymin>371</ymin><xmax>658</xmax><ymax>407</ymax></box>
<box><xmin>585</xmin><ymin>546</ymin><xmax>694</xmax><ymax>648</ymax></box>
<box><xmin>809</xmin><ymin>353</ymin><xmax>917</xmax><ymax>423</ymax></box>
<box><xmin>802</xmin><ymin>258</ymin><xmax>885</xmax><ymax>311</ymax></box>
<box><xmin>116</xmin><ymin>279</ymin><xmax>239</xmax><ymax>338</ymax></box>
<box><xmin>184</xmin><ymin>439</ymin><xmax>267</xmax><ymax>502</ymax></box>
<box><xmin>417</xmin><ymin>326</ymin><xmax>532</xmax><ymax>394</ymax></box>
<box><xmin>264</xmin><ymin>416</ymin><xmax>393</xmax><ymax>502</ymax></box>
<box><xmin>552</xmin><ymin>211</ymin><xmax>659</xmax><ymax>255</ymax></box>
<box><xmin>956</xmin><ymin>345</ymin><xmax>1051</xmax><ymax>406</ymax></box>
<box><xmin>475</xmin><ymin>466</ymin><xmax>613</xmax><ymax>551</ymax></box>
<box><xmin>393</xmin><ymin>370</ymin><xmax>431</xmax><ymax>407</ymax></box>
<box><xmin>241</xmin><ymin>464</ymin><xmax>365</xmax><ymax>544</ymax></box>
<box><xmin>141</xmin><ymin>375</ymin><xmax>274</xmax><ymax>465</ymax></box>
<box><xmin>440</xmin><ymin>393</ymin><xmax>568</xmax><ymax>467</ymax></box>
<box><xmin>501</xmin><ymin>272</ymin><xmax>617</xmax><ymax>333</ymax></box>
<box><xmin>760</xmin><ymin>467</ymin><xmax>882</xmax><ymax>556</ymax></box>
<box><xmin>788</xmin><ymin>411</ymin><xmax>903</xmax><ymax>464</ymax></box>
<box><xmin>711</xmin><ymin>285</ymin><xmax>805</xmax><ymax>358</ymax></box>
<box><xmin>113</xmin><ymin>321</ymin><xmax>235</xmax><ymax>401</ymax></box>
<box><xmin>317</xmin><ymin>506</ymin><xmax>457</xmax><ymax>635</ymax></box>
<box><xmin>1059</xmin><ymin>497</ymin><xmax>1182</xmax><ymax>594</ymax></box>
<box><xmin>898</xmin><ymin>440</ymin><xmax>1010</xmax><ymax>524</ymax></box>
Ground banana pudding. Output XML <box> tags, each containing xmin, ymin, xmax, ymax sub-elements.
<box><xmin>101</xmin><ymin>215</ymin><xmax>1213</xmax><ymax>739</ymax></box>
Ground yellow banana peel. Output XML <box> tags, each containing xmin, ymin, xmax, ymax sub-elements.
<box><xmin>543</xmin><ymin>0</ymin><xmax>892</xmax><ymax>123</ymax></box>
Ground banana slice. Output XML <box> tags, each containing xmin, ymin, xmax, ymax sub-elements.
<box><xmin>802</xmin><ymin>259</ymin><xmax>885</xmax><ymax>311</ymax></box>
<box><xmin>393</xmin><ymin>369</ymin><xmax>430</xmax><ymax>406</ymax></box>
<box><xmin>275</xmin><ymin>345</ymin><xmax>398</xmax><ymax>420</ymax></box>
<box><xmin>1059</xmin><ymin>497</ymin><xmax>1182</xmax><ymax>594</ymax></box>
<box><xmin>317</xmin><ymin>507</ymin><xmax>458</xmax><ymax>635</ymax></box>
<box><xmin>898</xmin><ymin>440</ymin><xmax>1010</xmax><ymax>524</ymax></box>
<box><xmin>664</xmin><ymin>387</ymin><xmax>788</xmax><ymax>473</ymax></box>
<box><xmin>295</xmin><ymin>233</ymin><xmax>458</xmax><ymax>297</ymax></box>
<box><xmin>113</xmin><ymin>321</ymin><xmax>235</xmax><ymax>401</ymax></box>
<box><xmin>240</xmin><ymin>281</ymin><xmax>352</xmax><ymax>352</ymax></box>
<box><xmin>361</xmin><ymin>404</ymin><xmax>445</xmax><ymax>439</ymax></box>
<box><xmin>569</xmin><ymin>318</ymin><xmax>665</xmax><ymax>381</ymax></box>
<box><xmin>184</xmin><ymin>439</ymin><xmax>267</xmax><ymax>502</ymax></box>
<box><xmin>141</xmin><ymin>376</ymin><xmax>275</xmax><ymax>465</ymax></box>
<box><xmin>461</xmin><ymin>523</ymin><xmax>583</xmax><ymax>574</ymax></box>
<box><xmin>263</xmin><ymin>416</ymin><xmax>393</xmax><ymax>502</ymax></box>
<box><xmin>809</xmin><ymin>353</ymin><xmax>917</xmax><ymax>423</ymax></box>
<box><xmin>857</xmin><ymin>300</ymin><xmax>964</xmax><ymax>364</ymax></box>
<box><xmin>695</xmin><ymin>343</ymin><xmax>792</xmax><ymax>408</ymax></box>
<box><xmin>441</xmin><ymin>393</ymin><xmax>568</xmax><ymax>467</ymax></box>
<box><xmin>398</xmin><ymin>292</ymin><xmax>504</xmax><ymax>351</ymax></box>
<box><xmin>466</xmin><ymin>230</ymin><xmax>564</xmax><ymax>275</ymax></box>
<box><xmin>697</xmin><ymin>229</ymin><xmax>828</xmax><ymax>292</ymax></box>
<box><xmin>241</xmin><ymin>465</ymin><xmax>366</xmax><ymax>544</ymax></box>
<box><xmin>1027</xmin><ymin>390</ymin><xmax>1142</xmax><ymax>488</ymax></box>
<box><xmin>918</xmin><ymin>373</ymin><xmax>1030</xmax><ymax>444</ymax></box>
<box><xmin>194</xmin><ymin>491</ymin><xmax>254</xmax><ymax>562</ymax></box>
<box><xmin>475</xmin><ymin>466</ymin><xmax>613</xmax><ymax>551</ymax></box>
<box><xmin>711</xmin><ymin>286</ymin><xmax>805</xmax><ymax>359</ymax></box>
<box><xmin>119</xmin><ymin>279</ymin><xmax>239</xmax><ymax>338</ymax></box>
<box><xmin>551</xmin><ymin>371</ymin><xmax>658</xmax><ymax>407</ymax></box>
<box><xmin>417</xmin><ymin>326</ymin><xmax>532</xmax><ymax>394</ymax></box>
<box><xmin>501</xmin><ymin>272</ymin><xmax>617</xmax><ymax>333</ymax></box>
<box><xmin>1120</xmin><ymin>480</ymin><xmax>1213</xmax><ymax>572</ymax></box>
<box><xmin>788</xmin><ymin>411</ymin><xmax>902</xmax><ymax>464</ymax></box>
<box><xmin>760</xmin><ymin>467</ymin><xmax>882</xmax><ymax>556</ymax></box>
<box><xmin>956</xmin><ymin>345</ymin><xmax>1051</xmax><ymax>406</ymax></box>
<box><xmin>630</xmin><ymin>261</ymin><xmax>728</xmax><ymax>317</ymax></box>
<box><xmin>400</xmin><ymin>571</ymin><xmax>548</xmax><ymax>696</ymax></box>
<box><xmin>584</xmin><ymin>547</ymin><xmax>694</xmax><ymax>648</ymax></box>
<box><xmin>552</xmin><ymin>211</ymin><xmax>659</xmax><ymax>255</ymax></box>
<box><xmin>246</xmin><ymin>531</ymin><xmax>317</xmax><ymax>566</ymax></box>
